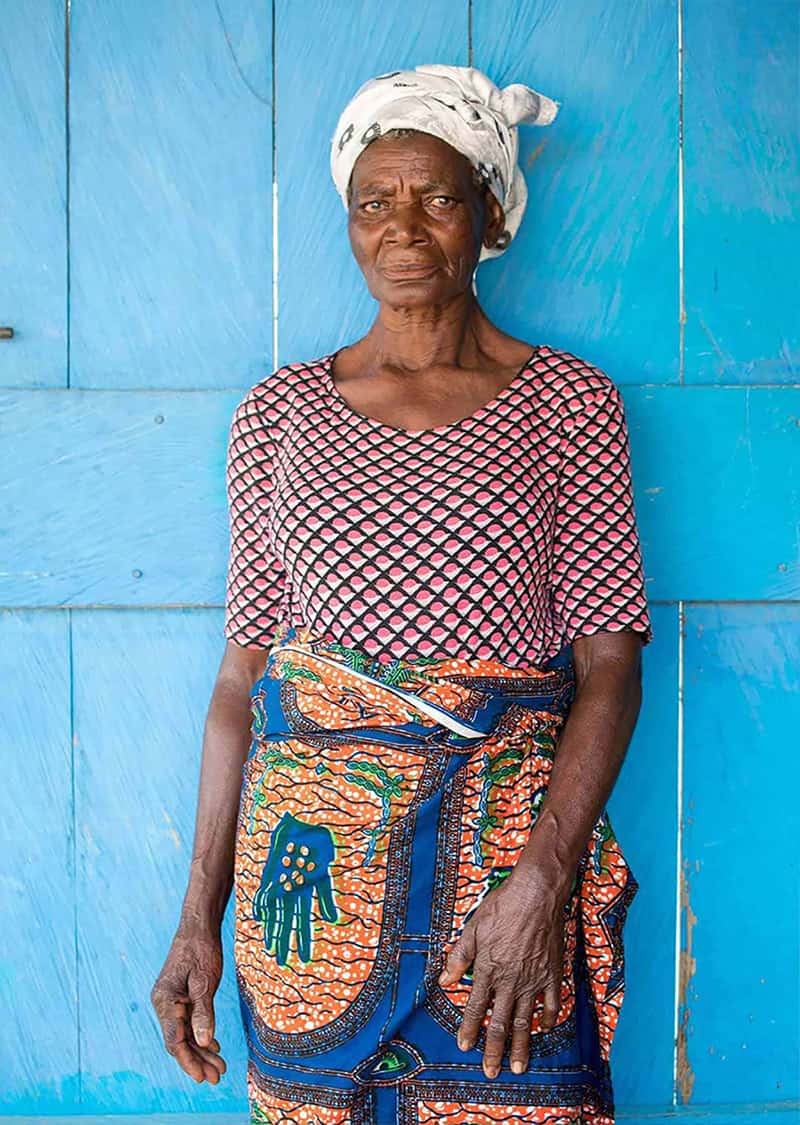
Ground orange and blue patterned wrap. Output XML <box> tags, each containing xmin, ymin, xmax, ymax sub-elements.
<box><xmin>234</xmin><ymin>623</ymin><xmax>639</xmax><ymax>1124</ymax></box>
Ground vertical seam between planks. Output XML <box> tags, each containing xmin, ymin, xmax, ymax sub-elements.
<box><xmin>672</xmin><ymin>599</ymin><xmax>685</xmax><ymax>1103</ymax></box>
<box><xmin>468</xmin><ymin>0</ymin><xmax>473</xmax><ymax>65</ymax></box>
<box><xmin>68</xmin><ymin>607</ymin><xmax>82</xmax><ymax>1102</ymax></box>
<box><xmin>271</xmin><ymin>0</ymin><xmax>278</xmax><ymax>371</ymax></box>
<box><xmin>677</xmin><ymin>0</ymin><xmax>685</xmax><ymax>385</ymax></box>
<box><xmin>64</xmin><ymin>0</ymin><xmax>71</xmax><ymax>386</ymax></box>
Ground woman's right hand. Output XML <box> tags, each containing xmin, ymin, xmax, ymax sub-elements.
<box><xmin>150</xmin><ymin>922</ymin><xmax>227</xmax><ymax>1085</ymax></box>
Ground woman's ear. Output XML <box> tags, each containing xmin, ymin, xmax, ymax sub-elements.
<box><xmin>482</xmin><ymin>190</ymin><xmax>507</xmax><ymax>249</ymax></box>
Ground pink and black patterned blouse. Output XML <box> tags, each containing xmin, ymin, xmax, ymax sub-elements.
<box><xmin>223</xmin><ymin>343</ymin><xmax>653</xmax><ymax>669</ymax></box>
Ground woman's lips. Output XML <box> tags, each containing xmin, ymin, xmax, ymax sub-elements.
<box><xmin>381</xmin><ymin>264</ymin><xmax>439</xmax><ymax>279</ymax></box>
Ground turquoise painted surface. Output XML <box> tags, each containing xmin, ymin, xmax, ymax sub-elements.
<box><xmin>473</xmin><ymin>0</ymin><xmax>680</xmax><ymax>384</ymax></box>
<box><xmin>71</xmin><ymin>611</ymin><xmax>248</xmax><ymax>1114</ymax></box>
<box><xmin>608</xmin><ymin>604</ymin><xmax>680</xmax><ymax>1106</ymax></box>
<box><xmin>275</xmin><ymin>0</ymin><xmax>469</xmax><ymax>366</ymax></box>
<box><xmin>683</xmin><ymin>0</ymin><xmax>799</xmax><ymax>384</ymax></box>
<box><xmin>1</xmin><ymin>0</ymin><xmax>797</xmax><ymax>1117</ymax></box>
<box><xmin>682</xmin><ymin>606</ymin><xmax>800</xmax><ymax>1102</ymax></box>
<box><xmin>69</xmin><ymin>0</ymin><xmax>273</xmax><ymax>389</ymax></box>
<box><xmin>0</xmin><ymin>1</ymin><xmax>66</xmax><ymax>387</ymax></box>
<box><xmin>2</xmin><ymin>385</ymin><xmax>798</xmax><ymax>610</ymax></box>
<box><xmin>0</xmin><ymin>612</ymin><xmax>76</xmax><ymax>1110</ymax></box>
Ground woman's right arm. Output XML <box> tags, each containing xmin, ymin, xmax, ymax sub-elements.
<box><xmin>151</xmin><ymin>375</ymin><xmax>285</xmax><ymax>1083</ymax></box>
<box><xmin>149</xmin><ymin>640</ymin><xmax>268</xmax><ymax>1085</ymax></box>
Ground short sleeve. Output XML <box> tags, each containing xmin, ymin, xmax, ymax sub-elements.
<box><xmin>223</xmin><ymin>387</ymin><xmax>287</xmax><ymax>649</ymax></box>
<box><xmin>550</xmin><ymin>376</ymin><xmax>653</xmax><ymax>648</ymax></box>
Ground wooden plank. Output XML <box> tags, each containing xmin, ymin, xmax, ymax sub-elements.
<box><xmin>0</xmin><ymin>1117</ymin><xmax>246</xmax><ymax>1125</ymax></box>
<box><xmin>0</xmin><ymin>611</ymin><xmax>76</xmax><ymax>1113</ymax></box>
<box><xmin>0</xmin><ymin>0</ymin><xmax>66</xmax><ymax>388</ymax></box>
<box><xmin>608</xmin><ymin>605</ymin><xmax>680</xmax><ymax>1106</ymax></box>
<box><xmin>275</xmin><ymin>0</ymin><xmax>469</xmax><ymax>366</ymax></box>
<box><xmin>69</xmin><ymin>0</ymin><xmax>273</xmax><ymax>389</ymax></box>
<box><xmin>681</xmin><ymin>605</ymin><xmax>800</xmax><ymax>1103</ymax></box>
<box><xmin>3</xmin><ymin>385</ymin><xmax>797</xmax><ymax>610</ymax></box>
<box><xmin>0</xmin><ymin>389</ymin><xmax>238</xmax><ymax>613</ymax></box>
<box><xmin>683</xmin><ymin>0</ymin><xmax>799</xmax><ymax>384</ymax></box>
<box><xmin>72</xmin><ymin>609</ymin><xmax>248</xmax><ymax>1113</ymax></box>
<box><xmin>623</xmin><ymin>386</ymin><xmax>800</xmax><ymax>603</ymax></box>
<box><xmin>473</xmin><ymin>0</ymin><xmax>679</xmax><ymax>384</ymax></box>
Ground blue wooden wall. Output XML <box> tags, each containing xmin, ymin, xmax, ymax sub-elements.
<box><xmin>1</xmin><ymin>1</ymin><xmax>798</xmax><ymax>1121</ymax></box>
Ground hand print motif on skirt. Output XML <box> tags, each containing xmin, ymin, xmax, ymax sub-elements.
<box><xmin>233</xmin><ymin>623</ymin><xmax>639</xmax><ymax>1125</ymax></box>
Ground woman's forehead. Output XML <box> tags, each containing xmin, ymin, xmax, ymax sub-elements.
<box><xmin>349</xmin><ymin>134</ymin><xmax>474</xmax><ymax>190</ymax></box>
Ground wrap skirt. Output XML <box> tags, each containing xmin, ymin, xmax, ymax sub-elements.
<box><xmin>233</xmin><ymin>623</ymin><xmax>639</xmax><ymax>1124</ymax></box>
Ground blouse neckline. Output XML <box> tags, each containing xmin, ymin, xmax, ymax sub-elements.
<box><xmin>321</xmin><ymin>345</ymin><xmax>545</xmax><ymax>438</ymax></box>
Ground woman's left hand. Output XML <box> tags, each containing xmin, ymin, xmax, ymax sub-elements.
<box><xmin>438</xmin><ymin>861</ymin><xmax>574</xmax><ymax>1079</ymax></box>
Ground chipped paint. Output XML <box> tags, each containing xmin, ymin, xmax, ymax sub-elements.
<box><xmin>677</xmin><ymin>858</ymin><xmax>697</xmax><ymax>1103</ymax></box>
<box><xmin>525</xmin><ymin>139</ymin><xmax>546</xmax><ymax>168</ymax></box>
<box><xmin>162</xmin><ymin>808</ymin><xmax>182</xmax><ymax>850</ymax></box>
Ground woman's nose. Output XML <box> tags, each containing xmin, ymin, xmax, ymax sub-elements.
<box><xmin>384</xmin><ymin>201</ymin><xmax>430</xmax><ymax>243</ymax></box>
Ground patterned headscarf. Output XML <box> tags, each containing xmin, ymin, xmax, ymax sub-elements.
<box><xmin>329</xmin><ymin>64</ymin><xmax>559</xmax><ymax>264</ymax></box>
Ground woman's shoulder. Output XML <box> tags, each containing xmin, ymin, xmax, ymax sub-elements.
<box><xmin>231</xmin><ymin>351</ymin><xmax>333</xmax><ymax>428</ymax></box>
<box><xmin>532</xmin><ymin>342</ymin><xmax>622</xmax><ymax>420</ymax></box>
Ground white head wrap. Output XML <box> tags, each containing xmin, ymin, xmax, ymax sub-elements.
<box><xmin>330</xmin><ymin>64</ymin><xmax>560</xmax><ymax>265</ymax></box>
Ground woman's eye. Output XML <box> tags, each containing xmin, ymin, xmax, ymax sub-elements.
<box><xmin>357</xmin><ymin>196</ymin><xmax>456</xmax><ymax>212</ymax></box>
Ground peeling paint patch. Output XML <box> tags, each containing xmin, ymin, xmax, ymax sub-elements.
<box><xmin>677</xmin><ymin>859</ymin><xmax>697</xmax><ymax>1103</ymax></box>
<box><xmin>525</xmin><ymin>139</ymin><xmax>546</xmax><ymax>168</ymax></box>
<box><xmin>162</xmin><ymin>808</ymin><xmax>182</xmax><ymax>850</ymax></box>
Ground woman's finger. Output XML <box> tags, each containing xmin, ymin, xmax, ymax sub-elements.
<box><xmin>151</xmin><ymin>981</ymin><xmax>199</xmax><ymax>1075</ymax></box>
<box><xmin>540</xmin><ymin>973</ymin><xmax>562</xmax><ymax>1030</ymax></box>
<box><xmin>194</xmin><ymin>1045</ymin><xmax>227</xmax><ymax>1076</ymax></box>
<box><xmin>170</xmin><ymin>1013</ymin><xmax>208</xmax><ymax>1083</ymax></box>
<box><xmin>456</xmin><ymin>967</ymin><xmax>491</xmax><ymax>1051</ymax></box>
<box><xmin>439</xmin><ymin>924</ymin><xmax>476</xmax><ymax>987</ymax></box>
<box><xmin>482</xmin><ymin>986</ymin><xmax>515</xmax><ymax>1079</ymax></box>
<box><xmin>186</xmin><ymin>1028</ymin><xmax>227</xmax><ymax>1075</ymax></box>
<box><xmin>509</xmin><ymin>992</ymin><xmax>535</xmax><ymax>1074</ymax></box>
<box><xmin>160</xmin><ymin>1001</ymin><xmax>216</xmax><ymax>1084</ymax></box>
<box><xmin>187</xmin><ymin>966</ymin><xmax>216</xmax><ymax>1047</ymax></box>
<box><xmin>540</xmin><ymin>925</ymin><xmax>565</xmax><ymax>1030</ymax></box>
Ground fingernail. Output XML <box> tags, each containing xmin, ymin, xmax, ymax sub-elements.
<box><xmin>511</xmin><ymin>1060</ymin><xmax>524</xmax><ymax>1074</ymax></box>
<box><xmin>485</xmin><ymin>1067</ymin><xmax>499</xmax><ymax>1080</ymax></box>
<box><xmin>197</xmin><ymin>1028</ymin><xmax>210</xmax><ymax>1045</ymax></box>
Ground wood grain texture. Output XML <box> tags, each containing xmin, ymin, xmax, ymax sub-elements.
<box><xmin>683</xmin><ymin>0</ymin><xmax>800</xmax><ymax>384</ymax></box>
<box><xmin>680</xmin><ymin>605</ymin><xmax>800</xmax><ymax>1103</ymax></box>
<box><xmin>0</xmin><ymin>611</ymin><xmax>76</xmax><ymax>1113</ymax></box>
<box><xmin>275</xmin><ymin>0</ymin><xmax>469</xmax><ymax>365</ymax></box>
<box><xmin>623</xmin><ymin>386</ymin><xmax>800</xmax><ymax>602</ymax></box>
<box><xmin>3</xmin><ymin>0</ymin><xmax>799</xmax><ymax>1117</ymax></box>
<box><xmin>4</xmin><ymin>385</ymin><xmax>798</xmax><ymax>611</ymax></box>
<box><xmin>0</xmin><ymin>0</ymin><xmax>66</xmax><ymax>388</ymax></box>
<box><xmin>68</xmin><ymin>0</ymin><xmax>273</xmax><ymax>389</ymax></box>
<box><xmin>71</xmin><ymin>609</ymin><xmax>248</xmax><ymax>1113</ymax></box>
<box><xmin>473</xmin><ymin>0</ymin><xmax>680</xmax><ymax>384</ymax></box>
<box><xmin>0</xmin><ymin>390</ymin><xmax>240</xmax><ymax>612</ymax></box>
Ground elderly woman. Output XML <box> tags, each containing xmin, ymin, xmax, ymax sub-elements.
<box><xmin>152</xmin><ymin>65</ymin><xmax>653</xmax><ymax>1124</ymax></box>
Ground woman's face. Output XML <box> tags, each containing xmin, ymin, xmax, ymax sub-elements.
<box><xmin>346</xmin><ymin>130</ymin><xmax>505</xmax><ymax>306</ymax></box>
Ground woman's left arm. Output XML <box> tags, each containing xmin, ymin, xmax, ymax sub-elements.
<box><xmin>439</xmin><ymin>628</ymin><xmax>644</xmax><ymax>1079</ymax></box>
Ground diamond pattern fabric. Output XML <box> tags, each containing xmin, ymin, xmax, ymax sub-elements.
<box><xmin>223</xmin><ymin>343</ymin><xmax>653</xmax><ymax>668</ymax></box>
